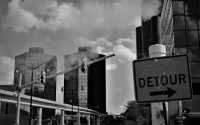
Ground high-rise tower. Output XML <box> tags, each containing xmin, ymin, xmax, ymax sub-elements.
<box><xmin>64</xmin><ymin>47</ymin><xmax>106</xmax><ymax>113</ymax></box>
<box><xmin>14</xmin><ymin>47</ymin><xmax>57</xmax><ymax>101</ymax></box>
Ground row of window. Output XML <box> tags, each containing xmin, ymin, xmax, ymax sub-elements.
<box><xmin>173</xmin><ymin>0</ymin><xmax>200</xmax><ymax>15</ymax></box>
<box><xmin>174</xmin><ymin>30</ymin><xmax>200</xmax><ymax>46</ymax></box>
<box><xmin>173</xmin><ymin>15</ymin><xmax>200</xmax><ymax>30</ymax></box>
<box><xmin>174</xmin><ymin>46</ymin><xmax>200</xmax><ymax>61</ymax></box>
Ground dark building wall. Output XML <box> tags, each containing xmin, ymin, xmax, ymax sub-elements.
<box><xmin>136</xmin><ymin>16</ymin><xmax>161</xmax><ymax>59</ymax></box>
<box><xmin>88</xmin><ymin>54</ymin><xmax>106</xmax><ymax>113</ymax></box>
<box><xmin>160</xmin><ymin>0</ymin><xmax>200</xmax><ymax>117</ymax></box>
<box><xmin>64</xmin><ymin>53</ymin><xmax>79</xmax><ymax>106</ymax></box>
<box><xmin>142</xmin><ymin>19</ymin><xmax>152</xmax><ymax>58</ymax></box>
<box><xmin>136</xmin><ymin>26</ymin><xmax>144</xmax><ymax>59</ymax></box>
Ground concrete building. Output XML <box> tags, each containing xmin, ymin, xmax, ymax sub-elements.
<box><xmin>64</xmin><ymin>47</ymin><xmax>106</xmax><ymax>113</ymax></box>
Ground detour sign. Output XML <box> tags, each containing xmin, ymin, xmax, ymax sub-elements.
<box><xmin>133</xmin><ymin>55</ymin><xmax>192</xmax><ymax>103</ymax></box>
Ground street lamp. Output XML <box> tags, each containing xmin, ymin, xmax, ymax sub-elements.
<box><xmin>14</xmin><ymin>68</ymin><xmax>23</xmax><ymax>125</ymax></box>
<box><xmin>17</xmin><ymin>63</ymin><xmax>45</xmax><ymax>125</ymax></box>
<box><xmin>71</xmin><ymin>90</ymin><xmax>74</xmax><ymax>125</ymax></box>
<box><xmin>27</xmin><ymin>64</ymin><xmax>44</xmax><ymax>125</ymax></box>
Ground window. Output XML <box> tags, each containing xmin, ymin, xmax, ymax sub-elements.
<box><xmin>190</xmin><ymin>62</ymin><xmax>200</xmax><ymax>78</ymax></box>
<box><xmin>174</xmin><ymin>31</ymin><xmax>186</xmax><ymax>46</ymax></box>
<box><xmin>187</xmin><ymin>46</ymin><xmax>200</xmax><ymax>61</ymax></box>
<box><xmin>192</xmin><ymin>83</ymin><xmax>200</xmax><ymax>95</ymax></box>
<box><xmin>174</xmin><ymin>47</ymin><xmax>187</xmax><ymax>55</ymax></box>
<box><xmin>197</xmin><ymin>0</ymin><xmax>200</xmax><ymax>14</ymax></box>
<box><xmin>185</xmin><ymin>0</ymin><xmax>197</xmax><ymax>15</ymax></box>
<box><xmin>173</xmin><ymin>16</ymin><xmax>185</xmax><ymax>30</ymax></box>
<box><xmin>186</xmin><ymin>30</ymin><xmax>199</xmax><ymax>45</ymax></box>
<box><xmin>185</xmin><ymin>15</ymin><xmax>198</xmax><ymax>29</ymax></box>
<box><xmin>172</xmin><ymin>1</ymin><xmax>184</xmax><ymax>15</ymax></box>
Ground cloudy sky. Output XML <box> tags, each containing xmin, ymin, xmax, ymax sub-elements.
<box><xmin>0</xmin><ymin>0</ymin><xmax>161</xmax><ymax>114</ymax></box>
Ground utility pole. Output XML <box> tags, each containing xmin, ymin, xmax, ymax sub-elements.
<box><xmin>15</xmin><ymin>70</ymin><xmax>22</xmax><ymax>125</ymax></box>
<box><xmin>149</xmin><ymin>44</ymin><xmax>168</xmax><ymax>125</ymax></box>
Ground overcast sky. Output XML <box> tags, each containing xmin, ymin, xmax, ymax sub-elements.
<box><xmin>0</xmin><ymin>0</ymin><xmax>161</xmax><ymax>114</ymax></box>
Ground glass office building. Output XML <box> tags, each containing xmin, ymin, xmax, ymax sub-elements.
<box><xmin>64</xmin><ymin>47</ymin><xmax>106</xmax><ymax>113</ymax></box>
<box><xmin>137</xmin><ymin>0</ymin><xmax>200</xmax><ymax>123</ymax></box>
<box><xmin>14</xmin><ymin>47</ymin><xmax>57</xmax><ymax>101</ymax></box>
<box><xmin>136</xmin><ymin>16</ymin><xmax>161</xmax><ymax>59</ymax></box>
<box><xmin>14</xmin><ymin>47</ymin><xmax>57</xmax><ymax>119</ymax></box>
<box><xmin>160</xmin><ymin>0</ymin><xmax>200</xmax><ymax>123</ymax></box>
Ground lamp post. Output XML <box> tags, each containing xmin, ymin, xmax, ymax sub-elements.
<box><xmin>25</xmin><ymin>64</ymin><xmax>44</xmax><ymax>125</ymax></box>
<box><xmin>16</xmin><ymin>62</ymin><xmax>45</xmax><ymax>125</ymax></box>
<box><xmin>15</xmin><ymin>69</ymin><xmax>22</xmax><ymax>125</ymax></box>
<box><xmin>71</xmin><ymin>90</ymin><xmax>74</xmax><ymax>125</ymax></box>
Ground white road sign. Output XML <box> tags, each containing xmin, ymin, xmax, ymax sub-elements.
<box><xmin>133</xmin><ymin>55</ymin><xmax>192</xmax><ymax>103</ymax></box>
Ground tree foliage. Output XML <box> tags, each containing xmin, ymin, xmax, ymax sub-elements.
<box><xmin>121</xmin><ymin>100</ymin><xmax>151</xmax><ymax>125</ymax></box>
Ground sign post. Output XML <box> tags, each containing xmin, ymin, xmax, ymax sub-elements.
<box><xmin>133</xmin><ymin>54</ymin><xmax>192</xmax><ymax>103</ymax></box>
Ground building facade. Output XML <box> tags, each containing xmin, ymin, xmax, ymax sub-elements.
<box><xmin>14</xmin><ymin>47</ymin><xmax>57</xmax><ymax>119</ymax></box>
<box><xmin>64</xmin><ymin>47</ymin><xmax>106</xmax><ymax>113</ymax></box>
<box><xmin>137</xmin><ymin>0</ymin><xmax>200</xmax><ymax>123</ymax></box>
<box><xmin>136</xmin><ymin>16</ymin><xmax>164</xmax><ymax>125</ymax></box>
<box><xmin>151</xmin><ymin>0</ymin><xmax>200</xmax><ymax>124</ymax></box>
<box><xmin>136</xmin><ymin>0</ymin><xmax>200</xmax><ymax>124</ymax></box>
<box><xmin>14</xmin><ymin>47</ymin><xmax>57</xmax><ymax>101</ymax></box>
<box><xmin>136</xmin><ymin>16</ymin><xmax>161</xmax><ymax>59</ymax></box>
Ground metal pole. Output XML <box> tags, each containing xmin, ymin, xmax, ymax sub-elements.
<box><xmin>77</xmin><ymin>98</ymin><xmax>80</xmax><ymax>125</ymax></box>
<box><xmin>72</xmin><ymin>90</ymin><xmax>74</xmax><ymax>125</ymax></box>
<box><xmin>178</xmin><ymin>101</ymin><xmax>183</xmax><ymax>125</ymax></box>
<box><xmin>149</xmin><ymin>44</ymin><xmax>168</xmax><ymax>125</ymax></box>
<box><xmin>29</xmin><ymin>69</ymin><xmax>34</xmax><ymax>125</ymax></box>
<box><xmin>37</xmin><ymin>107</ymin><xmax>42</xmax><ymax>125</ymax></box>
<box><xmin>61</xmin><ymin>110</ymin><xmax>65</xmax><ymax>125</ymax></box>
<box><xmin>15</xmin><ymin>71</ymin><xmax>22</xmax><ymax>125</ymax></box>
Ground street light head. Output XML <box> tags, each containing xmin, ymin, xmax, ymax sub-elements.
<box><xmin>81</xmin><ymin>57</ymin><xmax>87</xmax><ymax>73</ymax></box>
<box><xmin>40</xmin><ymin>71</ymin><xmax>46</xmax><ymax>84</ymax></box>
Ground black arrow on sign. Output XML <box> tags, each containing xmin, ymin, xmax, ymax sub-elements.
<box><xmin>150</xmin><ymin>87</ymin><xmax>176</xmax><ymax>98</ymax></box>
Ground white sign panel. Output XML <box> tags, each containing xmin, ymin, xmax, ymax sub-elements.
<box><xmin>133</xmin><ymin>55</ymin><xmax>192</xmax><ymax>103</ymax></box>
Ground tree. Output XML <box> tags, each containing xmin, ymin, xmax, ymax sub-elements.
<box><xmin>121</xmin><ymin>101</ymin><xmax>151</xmax><ymax>125</ymax></box>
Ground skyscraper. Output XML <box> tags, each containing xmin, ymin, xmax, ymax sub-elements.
<box><xmin>138</xmin><ymin>0</ymin><xmax>200</xmax><ymax>124</ymax></box>
<box><xmin>14</xmin><ymin>47</ymin><xmax>57</xmax><ymax>100</ymax></box>
<box><xmin>161</xmin><ymin>0</ymin><xmax>200</xmax><ymax>108</ymax></box>
<box><xmin>64</xmin><ymin>47</ymin><xmax>106</xmax><ymax>113</ymax></box>
<box><xmin>136</xmin><ymin>16</ymin><xmax>161</xmax><ymax>59</ymax></box>
<box><xmin>14</xmin><ymin>47</ymin><xmax>57</xmax><ymax>119</ymax></box>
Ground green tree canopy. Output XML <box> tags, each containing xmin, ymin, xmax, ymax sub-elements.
<box><xmin>121</xmin><ymin>100</ymin><xmax>151</xmax><ymax>125</ymax></box>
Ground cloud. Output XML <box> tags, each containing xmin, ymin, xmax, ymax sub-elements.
<box><xmin>113</xmin><ymin>44</ymin><xmax>136</xmax><ymax>61</ymax></box>
<box><xmin>2</xmin><ymin>0</ymin><xmax>142</xmax><ymax>33</ymax></box>
<box><xmin>2</xmin><ymin>0</ymin><xmax>80</xmax><ymax>32</ymax></box>
<box><xmin>96</xmin><ymin>38</ymin><xmax>113</xmax><ymax>47</ymax></box>
<box><xmin>141</xmin><ymin>0</ymin><xmax>161</xmax><ymax>21</ymax></box>
<box><xmin>106</xmin><ymin>63</ymin><xmax>118</xmax><ymax>71</ymax></box>
<box><xmin>0</xmin><ymin>56</ymin><xmax>15</xmax><ymax>85</ymax></box>
<box><xmin>115</xmin><ymin>88</ymin><xmax>122</xmax><ymax>92</ymax></box>
<box><xmin>2</xmin><ymin>0</ymin><xmax>42</xmax><ymax>33</ymax></box>
<box><xmin>75</xmin><ymin>37</ymin><xmax>99</xmax><ymax>46</ymax></box>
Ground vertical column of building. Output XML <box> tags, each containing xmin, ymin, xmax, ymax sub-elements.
<box><xmin>78</xmin><ymin>47</ymin><xmax>89</xmax><ymax>108</ymax></box>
